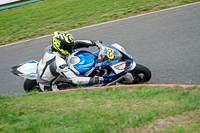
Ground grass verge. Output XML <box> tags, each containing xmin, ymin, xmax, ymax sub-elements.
<box><xmin>0</xmin><ymin>0</ymin><xmax>200</xmax><ymax>45</ymax></box>
<box><xmin>0</xmin><ymin>86</ymin><xmax>200</xmax><ymax>133</ymax></box>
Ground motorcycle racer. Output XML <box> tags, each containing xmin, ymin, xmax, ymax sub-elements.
<box><xmin>37</xmin><ymin>31</ymin><xmax>103</xmax><ymax>91</ymax></box>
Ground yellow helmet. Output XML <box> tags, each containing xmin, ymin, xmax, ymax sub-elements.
<box><xmin>52</xmin><ymin>31</ymin><xmax>74</xmax><ymax>56</ymax></box>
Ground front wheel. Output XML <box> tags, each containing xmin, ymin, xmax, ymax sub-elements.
<box><xmin>23</xmin><ymin>79</ymin><xmax>39</xmax><ymax>92</ymax></box>
<box><xmin>131</xmin><ymin>64</ymin><xmax>151</xmax><ymax>84</ymax></box>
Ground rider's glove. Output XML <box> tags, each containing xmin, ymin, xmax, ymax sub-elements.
<box><xmin>89</xmin><ymin>76</ymin><xmax>104</xmax><ymax>84</ymax></box>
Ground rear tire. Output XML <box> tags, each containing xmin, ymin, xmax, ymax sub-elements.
<box><xmin>131</xmin><ymin>64</ymin><xmax>151</xmax><ymax>84</ymax></box>
<box><xmin>23</xmin><ymin>79</ymin><xmax>38</xmax><ymax>92</ymax></box>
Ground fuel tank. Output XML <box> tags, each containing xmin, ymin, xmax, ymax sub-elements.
<box><xmin>67</xmin><ymin>51</ymin><xmax>97</xmax><ymax>75</ymax></box>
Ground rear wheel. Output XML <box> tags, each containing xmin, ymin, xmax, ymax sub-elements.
<box><xmin>23</xmin><ymin>79</ymin><xmax>39</xmax><ymax>92</ymax></box>
<box><xmin>131</xmin><ymin>64</ymin><xmax>151</xmax><ymax>84</ymax></box>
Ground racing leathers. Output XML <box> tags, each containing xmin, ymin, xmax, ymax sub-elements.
<box><xmin>37</xmin><ymin>40</ymin><xmax>101</xmax><ymax>91</ymax></box>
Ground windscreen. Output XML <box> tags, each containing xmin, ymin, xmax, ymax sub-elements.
<box><xmin>99</xmin><ymin>46</ymin><xmax>122</xmax><ymax>61</ymax></box>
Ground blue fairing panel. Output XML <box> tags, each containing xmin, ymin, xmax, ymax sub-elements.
<box><xmin>74</xmin><ymin>51</ymin><xmax>97</xmax><ymax>74</ymax></box>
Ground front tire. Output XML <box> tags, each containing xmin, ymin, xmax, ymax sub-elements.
<box><xmin>23</xmin><ymin>79</ymin><xmax>39</xmax><ymax>92</ymax></box>
<box><xmin>131</xmin><ymin>64</ymin><xmax>151</xmax><ymax>84</ymax></box>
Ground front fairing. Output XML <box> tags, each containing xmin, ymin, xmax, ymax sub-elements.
<box><xmin>68</xmin><ymin>43</ymin><xmax>136</xmax><ymax>84</ymax></box>
<box><xmin>101</xmin><ymin>60</ymin><xmax>136</xmax><ymax>82</ymax></box>
<box><xmin>94</xmin><ymin>43</ymin><xmax>135</xmax><ymax>83</ymax></box>
<box><xmin>111</xmin><ymin>43</ymin><xmax>133</xmax><ymax>60</ymax></box>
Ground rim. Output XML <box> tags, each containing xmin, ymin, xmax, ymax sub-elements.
<box><xmin>132</xmin><ymin>71</ymin><xmax>147</xmax><ymax>84</ymax></box>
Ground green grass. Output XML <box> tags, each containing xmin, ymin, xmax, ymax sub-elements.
<box><xmin>159</xmin><ymin>120</ymin><xmax>200</xmax><ymax>133</ymax></box>
<box><xmin>0</xmin><ymin>0</ymin><xmax>200</xmax><ymax>45</ymax></box>
<box><xmin>0</xmin><ymin>86</ymin><xmax>200</xmax><ymax>133</ymax></box>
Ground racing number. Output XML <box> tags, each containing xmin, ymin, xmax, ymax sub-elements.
<box><xmin>106</xmin><ymin>48</ymin><xmax>115</xmax><ymax>59</ymax></box>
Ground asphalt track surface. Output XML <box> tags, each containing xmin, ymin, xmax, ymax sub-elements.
<box><xmin>0</xmin><ymin>2</ymin><xmax>200</xmax><ymax>95</ymax></box>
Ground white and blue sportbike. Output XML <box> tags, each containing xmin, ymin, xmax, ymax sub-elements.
<box><xmin>11</xmin><ymin>42</ymin><xmax>151</xmax><ymax>92</ymax></box>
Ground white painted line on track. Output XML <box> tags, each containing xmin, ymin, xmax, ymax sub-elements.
<box><xmin>1</xmin><ymin>1</ymin><xmax>200</xmax><ymax>48</ymax></box>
